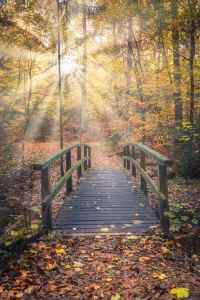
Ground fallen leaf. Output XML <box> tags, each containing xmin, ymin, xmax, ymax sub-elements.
<box><xmin>153</xmin><ymin>272</ymin><xmax>167</xmax><ymax>280</ymax></box>
<box><xmin>101</xmin><ymin>227</ymin><xmax>110</xmax><ymax>232</ymax></box>
<box><xmin>161</xmin><ymin>246</ymin><xmax>170</xmax><ymax>254</ymax></box>
<box><xmin>127</xmin><ymin>235</ymin><xmax>138</xmax><ymax>240</ymax></box>
<box><xmin>55</xmin><ymin>247</ymin><xmax>65</xmax><ymax>255</ymax></box>
<box><xmin>47</xmin><ymin>261</ymin><xmax>57</xmax><ymax>270</ymax></box>
<box><xmin>105</xmin><ymin>277</ymin><xmax>112</xmax><ymax>282</ymax></box>
<box><xmin>64</xmin><ymin>264</ymin><xmax>72</xmax><ymax>269</ymax></box>
<box><xmin>73</xmin><ymin>261</ymin><xmax>84</xmax><ymax>268</ymax></box>
<box><xmin>25</xmin><ymin>286</ymin><xmax>35</xmax><ymax>294</ymax></box>
<box><xmin>111</xmin><ymin>293</ymin><xmax>121</xmax><ymax>300</ymax></box>
<box><xmin>170</xmin><ymin>287</ymin><xmax>189</xmax><ymax>299</ymax></box>
<box><xmin>139</xmin><ymin>256</ymin><xmax>151</xmax><ymax>263</ymax></box>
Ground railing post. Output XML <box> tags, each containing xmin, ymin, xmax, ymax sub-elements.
<box><xmin>41</xmin><ymin>167</ymin><xmax>52</xmax><ymax>230</ymax></box>
<box><xmin>127</xmin><ymin>145</ymin><xmax>131</xmax><ymax>170</ymax></box>
<box><xmin>66</xmin><ymin>150</ymin><xmax>72</xmax><ymax>194</ymax></box>
<box><xmin>60</xmin><ymin>155</ymin><xmax>64</xmax><ymax>177</ymax></box>
<box><xmin>131</xmin><ymin>145</ymin><xmax>136</xmax><ymax>176</ymax></box>
<box><xmin>140</xmin><ymin>151</ymin><xmax>147</xmax><ymax>195</ymax></box>
<box><xmin>88</xmin><ymin>146</ymin><xmax>91</xmax><ymax>168</ymax></box>
<box><xmin>123</xmin><ymin>146</ymin><xmax>127</xmax><ymax>169</ymax></box>
<box><xmin>84</xmin><ymin>145</ymin><xmax>88</xmax><ymax>171</ymax></box>
<box><xmin>158</xmin><ymin>164</ymin><xmax>170</xmax><ymax>235</ymax></box>
<box><xmin>77</xmin><ymin>144</ymin><xmax>82</xmax><ymax>179</ymax></box>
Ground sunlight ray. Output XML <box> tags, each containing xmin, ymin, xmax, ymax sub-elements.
<box><xmin>25</xmin><ymin>82</ymin><xmax>58</xmax><ymax>139</ymax></box>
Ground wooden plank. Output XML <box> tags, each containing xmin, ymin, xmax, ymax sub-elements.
<box><xmin>55</xmin><ymin>169</ymin><xmax>158</xmax><ymax>233</ymax></box>
<box><xmin>59</xmin><ymin>219</ymin><xmax>156</xmax><ymax>224</ymax></box>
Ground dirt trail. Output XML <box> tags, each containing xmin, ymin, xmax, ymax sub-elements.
<box><xmin>90</xmin><ymin>142</ymin><xmax>122</xmax><ymax>169</ymax></box>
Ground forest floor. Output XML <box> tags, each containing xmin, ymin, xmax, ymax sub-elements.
<box><xmin>0</xmin><ymin>141</ymin><xmax>200</xmax><ymax>299</ymax></box>
<box><xmin>0</xmin><ymin>233</ymin><xmax>200</xmax><ymax>300</ymax></box>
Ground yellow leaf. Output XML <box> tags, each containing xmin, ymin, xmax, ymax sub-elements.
<box><xmin>153</xmin><ymin>272</ymin><xmax>167</xmax><ymax>280</ymax></box>
<box><xmin>111</xmin><ymin>293</ymin><xmax>121</xmax><ymax>300</ymax></box>
<box><xmin>170</xmin><ymin>287</ymin><xmax>189</xmax><ymax>299</ymax></box>
<box><xmin>55</xmin><ymin>247</ymin><xmax>65</xmax><ymax>255</ymax></box>
<box><xmin>25</xmin><ymin>286</ymin><xmax>35</xmax><ymax>294</ymax></box>
<box><xmin>127</xmin><ymin>235</ymin><xmax>138</xmax><ymax>240</ymax></box>
<box><xmin>64</xmin><ymin>264</ymin><xmax>72</xmax><ymax>269</ymax></box>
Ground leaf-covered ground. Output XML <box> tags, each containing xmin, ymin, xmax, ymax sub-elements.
<box><xmin>0</xmin><ymin>233</ymin><xmax>200</xmax><ymax>300</ymax></box>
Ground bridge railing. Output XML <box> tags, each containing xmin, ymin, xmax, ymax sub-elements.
<box><xmin>33</xmin><ymin>144</ymin><xmax>91</xmax><ymax>231</ymax></box>
<box><xmin>123</xmin><ymin>143</ymin><xmax>172</xmax><ymax>234</ymax></box>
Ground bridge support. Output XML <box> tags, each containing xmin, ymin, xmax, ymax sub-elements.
<box><xmin>41</xmin><ymin>167</ymin><xmax>52</xmax><ymax>231</ymax></box>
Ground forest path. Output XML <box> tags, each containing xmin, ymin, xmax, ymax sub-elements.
<box><xmin>87</xmin><ymin>141</ymin><xmax>122</xmax><ymax>169</ymax></box>
<box><xmin>55</xmin><ymin>168</ymin><xmax>158</xmax><ymax>234</ymax></box>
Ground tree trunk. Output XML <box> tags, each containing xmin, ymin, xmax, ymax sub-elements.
<box><xmin>127</xmin><ymin>16</ymin><xmax>132</xmax><ymax>96</ymax></box>
<box><xmin>57</xmin><ymin>0</ymin><xmax>64</xmax><ymax>176</ymax></box>
<box><xmin>129</xmin><ymin>23</ymin><xmax>145</xmax><ymax>141</ymax></box>
<box><xmin>57</xmin><ymin>0</ymin><xmax>64</xmax><ymax>151</ymax></box>
<box><xmin>80</xmin><ymin>0</ymin><xmax>87</xmax><ymax>141</ymax></box>
<box><xmin>171</xmin><ymin>0</ymin><xmax>182</xmax><ymax>127</ymax></box>
<box><xmin>188</xmin><ymin>0</ymin><xmax>196</xmax><ymax>125</ymax></box>
<box><xmin>152</xmin><ymin>0</ymin><xmax>173</xmax><ymax>85</ymax></box>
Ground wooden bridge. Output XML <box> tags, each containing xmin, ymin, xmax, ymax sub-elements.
<box><xmin>34</xmin><ymin>143</ymin><xmax>171</xmax><ymax>235</ymax></box>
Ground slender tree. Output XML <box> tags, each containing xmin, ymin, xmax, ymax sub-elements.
<box><xmin>171</xmin><ymin>0</ymin><xmax>182</xmax><ymax>127</ymax></box>
<box><xmin>80</xmin><ymin>0</ymin><xmax>87</xmax><ymax>144</ymax></box>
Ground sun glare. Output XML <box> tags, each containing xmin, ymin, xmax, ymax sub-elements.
<box><xmin>62</xmin><ymin>55</ymin><xmax>77</xmax><ymax>75</ymax></box>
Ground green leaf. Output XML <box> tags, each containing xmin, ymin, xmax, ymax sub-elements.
<box><xmin>192</xmin><ymin>218</ymin><xmax>198</xmax><ymax>225</ymax></box>
<box><xmin>181</xmin><ymin>215</ymin><xmax>189</xmax><ymax>222</ymax></box>
<box><xmin>170</xmin><ymin>287</ymin><xmax>189</xmax><ymax>299</ymax></box>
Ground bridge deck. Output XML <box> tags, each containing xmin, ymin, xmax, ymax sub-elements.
<box><xmin>55</xmin><ymin>169</ymin><xmax>158</xmax><ymax>234</ymax></box>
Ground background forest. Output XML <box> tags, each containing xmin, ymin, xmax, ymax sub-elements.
<box><xmin>0</xmin><ymin>0</ymin><xmax>200</xmax><ymax>175</ymax></box>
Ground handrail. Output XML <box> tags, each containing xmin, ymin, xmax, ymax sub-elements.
<box><xmin>123</xmin><ymin>156</ymin><xmax>166</xmax><ymax>201</ymax></box>
<box><xmin>33</xmin><ymin>144</ymin><xmax>92</xmax><ymax>231</ymax></box>
<box><xmin>123</xmin><ymin>143</ymin><xmax>171</xmax><ymax>235</ymax></box>
<box><xmin>33</xmin><ymin>144</ymin><xmax>77</xmax><ymax>170</ymax></box>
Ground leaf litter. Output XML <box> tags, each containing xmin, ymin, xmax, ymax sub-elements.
<box><xmin>0</xmin><ymin>233</ymin><xmax>200</xmax><ymax>299</ymax></box>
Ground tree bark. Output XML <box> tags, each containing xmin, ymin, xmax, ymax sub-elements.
<box><xmin>80</xmin><ymin>0</ymin><xmax>87</xmax><ymax>142</ymax></box>
<box><xmin>188</xmin><ymin>0</ymin><xmax>196</xmax><ymax>125</ymax></box>
<box><xmin>171</xmin><ymin>0</ymin><xmax>182</xmax><ymax>127</ymax></box>
<box><xmin>57</xmin><ymin>0</ymin><xmax>64</xmax><ymax>151</ymax></box>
